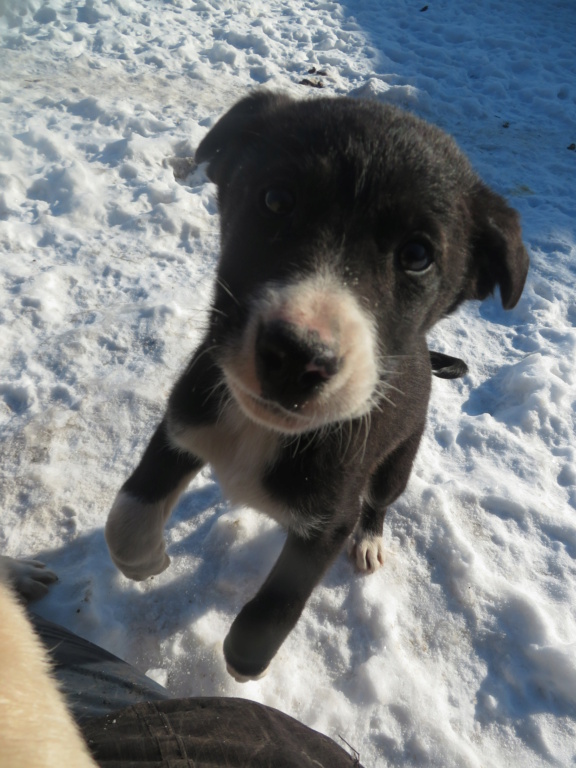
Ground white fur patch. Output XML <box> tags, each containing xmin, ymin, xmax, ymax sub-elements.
<box><xmin>106</xmin><ymin>466</ymin><xmax>199</xmax><ymax>581</ymax></box>
<box><xmin>0</xmin><ymin>569</ymin><xmax>98</xmax><ymax>767</ymax></box>
<box><xmin>168</xmin><ymin>402</ymin><xmax>321</xmax><ymax>538</ymax></box>
<box><xmin>170</xmin><ymin>401</ymin><xmax>279</xmax><ymax>508</ymax></box>
<box><xmin>219</xmin><ymin>272</ymin><xmax>379</xmax><ymax>434</ymax></box>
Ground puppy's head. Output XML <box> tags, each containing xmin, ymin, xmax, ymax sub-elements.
<box><xmin>196</xmin><ymin>92</ymin><xmax>529</xmax><ymax>434</ymax></box>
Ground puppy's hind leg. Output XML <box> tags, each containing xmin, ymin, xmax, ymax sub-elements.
<box><xmin>352</xmin><ymin>432</ymin><xmax>423</xmax><ymax>574</ymax></box>
<box><xmin>106</xmin><ymin>418</ymin><xmax>203</xmax><ymax>581</ymax></box>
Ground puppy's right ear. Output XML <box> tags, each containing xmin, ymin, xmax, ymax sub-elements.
<box><xmin>466</xmin><ymin>183</ymin><xmax>529</xmax><ymax>309</ymax></box>
<box><xmin>196</xmin><ymin>91</ymin><xmax>288</xmax><ymax>186</ymax></box>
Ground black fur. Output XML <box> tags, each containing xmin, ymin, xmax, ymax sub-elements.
<box><xmin>430</xmin><ymin>351</ymin><xmax>469</xmax><ymax>379</ymax></box>
<box><xmin>106</xmin><ymin>92</ymin><xmax>528</xmax><ymax>680</ymax></box>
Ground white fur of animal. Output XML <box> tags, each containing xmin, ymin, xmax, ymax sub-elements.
<box><xmin>0</xmin><ymin>558</ymin><xmax>97</xmax><ymax>768</ymax></box>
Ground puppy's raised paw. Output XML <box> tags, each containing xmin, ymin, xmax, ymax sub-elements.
<box><xmin>116</xmin><ymin>552</ymin><xmax>171</xmax><ymax>582</ymax></box>
<box><xmin>350</xmin><ymin>534</ymin><xmax>386</xmax><ymax>574</ymax></box>
<box><xmin>105</xmin><ymin>491</ymin><xmax>172</xmax><ymax>582</ymax></box>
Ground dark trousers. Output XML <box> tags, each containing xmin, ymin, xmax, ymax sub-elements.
<box><xmin>31</xmin><ymin>615</ymin><xmax>363</xmax><ymax>768</ymax></box>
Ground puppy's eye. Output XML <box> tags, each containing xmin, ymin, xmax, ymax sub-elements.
<box><xmin>262</xmin><ymin>187</ymin><xmax>295</xmax><ymax>216</ymax></box>
<box><xmin>398</xmin><ymin>241</ymin><xmax>434</xmax><ymax>273</ymax></box>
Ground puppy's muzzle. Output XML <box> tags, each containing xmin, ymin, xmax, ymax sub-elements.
<box><xmin>255</xmin><ymin>320</ymin><xmax>340</xmax><ymax>410</ymax></box>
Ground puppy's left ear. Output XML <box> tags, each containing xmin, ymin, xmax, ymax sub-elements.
<box><xmin>195</xmin><ymin>91</ymin><xmax>290</xmax><ymax>186</ymax></box>
<box><xmin>466</xmin><ymin>184</ymin><xmax>529</xmax><ymax>309</ymax></box>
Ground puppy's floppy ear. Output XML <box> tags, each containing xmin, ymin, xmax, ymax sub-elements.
<box><xmin>195</xmin><ymin>91</ymin><xmax>289</xmax><ymax>186</ymax></box>
<box><xmin>466</xmin><ymin>184</ymin><xmax>529</xmax><ymax>309</ymax></box>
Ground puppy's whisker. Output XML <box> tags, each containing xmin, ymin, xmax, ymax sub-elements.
<box><xmin>182</xmin><ymin>344</ymin><xmax>220</xmax><ymax>378</ymax></box>
<box><xmin>375</xmin><ymin>377</ymin><xmax>404</xmax><ymax>399</ymax></box>
<box><xmin>203</xmin><ymin>377</ymin><xmax>228</xmax><ymax>405</ymax></box>
<box><xmin>291</xmin><ymin>434</ymin><xmax>303</xmax><ymax>458</ymax></box>
<box><xmin>209</xmin><ymin>307</ymin><xmax>229</xmax><ymax>319</ymax></box>
<box><xmin>355</xmin><ymin>413</ymin><xmax>371</xmax><ymax>464</ymax></box>
<box><xmin>215</xmin><ymin>277</ymin><xmax>240</xmax><ymax>306</ymax></box>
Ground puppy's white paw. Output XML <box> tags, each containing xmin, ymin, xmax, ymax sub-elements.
<box><xmin>105</xmin><ymin>491</ymin><xmax>171</xmax><ymax>581</ymax></box>
<box><xmin>0</xmin><ymin>556</ymin><xmax>58</xmax><ymax>602</ymax></box>
<box><xmin>115</xmin><ymin>552</ymin><xmax>171</xmax><ymax>582</ymax></box>
<box><xmin>350</xmin><ymin>534</ymin><xmax>386</xmax><ymax>574</ymax></box>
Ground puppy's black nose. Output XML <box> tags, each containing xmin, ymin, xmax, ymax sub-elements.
<box><xmin>255</xmin><ymin>320</ymin><xmax>339</xmax><ymax>409</ymax></box>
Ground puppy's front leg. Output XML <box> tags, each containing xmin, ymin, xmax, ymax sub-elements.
<box><xmin>106</xmin><ymin>418</ymin><xmax>203</xmax><ymax>581</ymax></box>
<box><xmin>353</xmin><ymin>431</ymin><xmax>424</xmax><ymax>574</ymax></box>
<box><xmin>224</xmin><ymin>526</ymin><xmax>351</xmax><ymax>681</ymax></box>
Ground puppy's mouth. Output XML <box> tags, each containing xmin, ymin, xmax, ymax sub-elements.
<box><xmin>225</xmin><ymin>372</ymin><xmax>315</xmax><ymax>434</ymax></box>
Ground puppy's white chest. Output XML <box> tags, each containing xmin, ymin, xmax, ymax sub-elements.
<box><xmin>172</xmin><ymin>402</ymin><xmax>285</xmax><ymax>517</ymax></box>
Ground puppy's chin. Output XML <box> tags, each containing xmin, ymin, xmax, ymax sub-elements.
<box><xmin>225</xmin><ymin>376</ymin><xmax>317</xmax><ymax>434</ymax></box>
<box><xmin>224</xmin><ymin>371</ymin><xmax>376</xmax><ymax>436</ymax></box>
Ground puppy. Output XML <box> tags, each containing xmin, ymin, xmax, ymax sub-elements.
<box><xmin>106</xmin><ymin>92</ymin><xmax>528</xmax><ymax>681</ymax></box>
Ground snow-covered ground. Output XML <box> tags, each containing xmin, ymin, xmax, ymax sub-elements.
<box><xmin>1</xmin><ymin>1</ymin><xmax>575</xmax><ymax>765</ymax></box>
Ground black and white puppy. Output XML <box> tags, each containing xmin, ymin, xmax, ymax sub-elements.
<box><xmin>106</xmin><ymin>92</ymin><xmax>529</xmax><ymax>681</ymax></box>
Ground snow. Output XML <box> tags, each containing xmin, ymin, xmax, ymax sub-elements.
<box><xmin>1</xmin><ymin>0</ymin><xmax>575</xmax><ymax>765</ymax></box>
